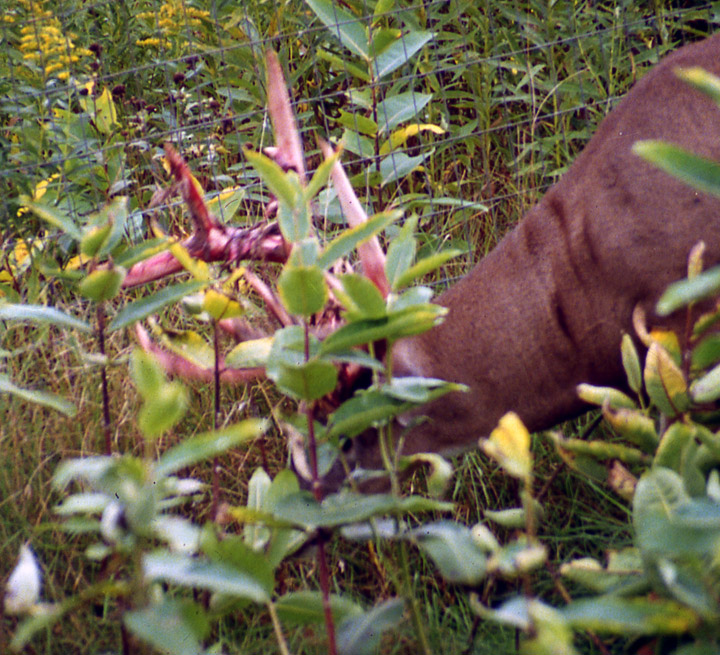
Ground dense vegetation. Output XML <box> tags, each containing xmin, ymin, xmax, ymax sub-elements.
<box><xmin>2</xmin><ymin>1</ymin><xmax>720</xmax><ymax>654</ymax></box>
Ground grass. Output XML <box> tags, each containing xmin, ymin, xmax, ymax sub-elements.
<box><xmin>2</xmin><ymin>1</ymin><xmax>719</xmax><ymax>653</ymax></box>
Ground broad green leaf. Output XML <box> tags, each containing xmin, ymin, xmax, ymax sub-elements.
<box><xmin>392</xmin><ymin>249</ymin><xmax>462</xmax><ymax>290</ymax></box>
<box><xmin>272</xmin><ymin>491</ymin><xmax>452</xmax><ymax>529</ymax></box>
<box><xmin>602</xmin><ymin>406</ymin><xmax>658</xmax><ymax>452</ymax></box>
<box><xmin>559</xmin><ymin>551</ymin><xmax>645</xmax><ymax>594</ymax></box>
<box><xmin>0</xmin><ymin>373</ymin><xmax>76</xmax><ymax>417</ymax></box>
<box><xmin>109</xmin><ymin>280</ymin><xmax>207</xmax><ymax>331</ymax></box>
<box><xmin>0</xmin><ymin>303</ymin><xmax>91</xmax><ymax>332</ymax></box>
<box><xmin>155</xmin><ymin>419</ymin><xmax>267</xmax><ymax>476</ymax></box>
<box><xmin>336</xmin><ymin>599</ymin><xmax>405</xmax><ymax>655</ymax></box>
<box><xmin>53</xmin><ymin>456</ymin><xmax>115</xmax><ymax>489</ymax></box>
<box><xmin>78</xmin><ymin>267</ymin><xmax>126</xmax><ymax>302</ymax></box>
<box><xmin>142</xmin><ymin>551</ymin><xmax>270</xmax><ymax>603</ymax></box>
<box><xmin>657</xmin><ymin>265</ymin><xmax>720</xmax><ymax>315</ymax></box>
<box><xmin>383</xmin><ymin>376</ymin><xmax>466</xmax><ymax>403</ymax></box>
<box><xmin>277</xmin><ymin>266</ymin><xmax>328</xmax><ymax>316</ymax></box>
<box><xmin>80</xmin><ymin>222</ymin><xmax>113</xmax><ymax>258</ymax></box>
<box><xmin>124</xmin><ymin>599</ymin><xmax>209</xmax><ymax>655</ymax></box>
<box><xmin>244</xmin><ymin>468</ymin><xmax>272</xmax><ymax>551</ymax></box>
<box><xmin>306</xmin><ymin>0</ymin><xmax>369</xmax><ymax>59</ymax></box>
<box><xmin>138</xmin><ymin>381</ymin><xmax>188</xmax><ymax>439</ymax></box>
<box><xmin>114</xmin><ymin>237</ymin><xmax>170</xmax><ymax>269</ymax></box>
<box><xmin>201</xmin><ymin>532</ymin><xmax>274</xmax><ymax>596</ymax></box>
<box><xmin>277</xmin><ymin>198</ymin><xmax>312</xmax><ymax>244</ymax></box>
<box><xmin>336</xmin><ymin>110</ymin><xmax>378</xmax><ymax>137</ymax></box>
<box><xmin>409</xmin><ymin>521</ymin><xmax>487</xmax><ymax>584</ymax></box>
<box><xmin>243</xmin><ymin>147</ymin><xmax>298</xmax><ymax>208</ymax></box>
<box><xmin>335</xmin><ymin>273</ymin><xmax>386</xmax><ymax>319</ymax></box>
<box><xmin>634</xmin><ymin>140</ymin><xmax>720</xmax><ymax>199</ymax></box>
<box><xmin>19</xmin><ymin>197</ymin><xmax>82</xmax><ymax>240</ymax></box>
<box><xmin>275</xmin><ymin>591</ymin><xmax>363</xmax><ymax>626</ymax></box>
<box><xmin>690</xmin><ymin>360</ymin><xmax>720</xmax><ymax>403</ymax></box>
<box><xmin>562</xmin><ymin>595</ymin><xmax>700</xmax><ymax>635</ymax></box>
<box><xmin>576</xmin><ymin>383</ymin><xmax>637</xmax><ymax>409</ymax></box>
<box><xmin>373</xmin><ymin>30</ymin><xmax>434</xmax><ymax>79</ymax></box>
<box><xmin>316</xmin><ymin>210</ymin><xmax>401</xmax><ymax>271</ymax></box>
<box><xmin>82</xmin><ymin>86</ymin><xmax>119</xmax><ymax>134</ymax></box>
<box><xmin>86</xmin><ymin>196</ymin><xmax>129</xmax><ymax>257</ymax></box>
<box><xmin>269</xmin><ymin>356</ymin><xmax>338</xmax><ymax>401</ymax></box>
<box><xmin>226</xmin><ymin>337</ymin><xmax>273</xmax><ymax>369</ymax></box>
<box><xmin>327</xmin><ymin>390</ymin><xmax>405</xmax><ymax>439</ymax></box>
<box><xmin>317</xmin><ymin>48</ymin><xmax>370</xmax><ymax>82</ymax></box>
<box><xmin>376</xmin><ymin>92</ymin><xmax>433</xmax><ymax>134</ymax></box>
<box><xmin>691</xmin><ymin>333</ymin><xmax>720</xmax><ymax>370</ymax></box>
<box><xmin>130</xmin><ymin>349</ymin><xmax>165</xmax><ymax>397</ymax></box>
<box><xmin>11</xmin><ymin>603</ymin><xmax>66</xmax><ymax>650</ymax></box>
<box><xmin>621</xmin><ymin>333</ymin><xmax>643</xmax><ymax>394</ymax></box>
<box><xmin>380</xmin><ymin>151</ymin><xmax>428</xmax><ymax>186</ymax></box>
<box><xmin>484</xmin><ymin>507</ymin><xmax>526</xmax><ymax>528</ymax></box>
<box><xmin>385</xmin><ymin>217</ymin><xmax>417</xmax><ymax>288</ymax></box>
<box><xmin>55</xmin><ymin>492</ymin><xmax>110</xmax><ymax>515</ymax></box>
<box><xmin>677</xmin><ymin>66</ymin><xmax>720</xmax><ymax>105</ymax></box>
<box><xmin>320</xmin><ymin>303</ymin><xmax>446</xmax><ymax>355</ymax></box>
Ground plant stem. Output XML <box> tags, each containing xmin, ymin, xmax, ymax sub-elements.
<box><xmin>96</xmin><ymin>303</ymin><xmax>112</xmax><ymax>454</ymax></box>
<box><xmin>211</xmin><ymin>319</ymin><xmax>221</xmax><ymax>519</ymax></box>
<box><xmin>267</xmin><ymin>601</ymin><xmax>292</xmax><ymax>655</ymax></box>
<box><xmin>302</xmin><ymin>320</ymin><xmax>338</xmax><ymax>655</ymax></box>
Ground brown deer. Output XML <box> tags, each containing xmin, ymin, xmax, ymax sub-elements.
<box><xmin>127</xmin><ymin>35</ymin><xmax>720</xmax><ymax>488</ymax></box>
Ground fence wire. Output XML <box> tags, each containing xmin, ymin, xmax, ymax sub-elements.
<box><xmin>1</xmin><ymin>0</ymin><xmax>719</xmax><ymax>284</ymax></box>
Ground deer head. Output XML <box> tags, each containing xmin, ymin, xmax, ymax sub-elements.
<box><xmin>126</xmin><ymin>36</ymin><xmax>720</xmax><ymax>492</ymax></box>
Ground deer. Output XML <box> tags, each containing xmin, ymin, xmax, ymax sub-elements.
<box><xmin>125</xmin><ymin>34</ymin><xmax>720</xmax><ymax>491</ymax></box>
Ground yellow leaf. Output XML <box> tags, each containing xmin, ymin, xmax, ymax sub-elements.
<box><xmin>481</xmin><ymin>411</ymin><xmax>532</xmax><ymax>479</ymax></box>
<box><xmin>380</xmin><ymin>123</ymin><xmax>445</xmax><ymax>155</ymax></box>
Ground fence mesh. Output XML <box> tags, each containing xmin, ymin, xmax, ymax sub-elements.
<box><xmin>2</xmin><ymin>1</ymin><xmax>719</xmax><ymax>283</ymax></box>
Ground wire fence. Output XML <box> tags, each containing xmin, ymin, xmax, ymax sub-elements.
<box><xmin>2</xmin><ymin>0</ymin><xmax>719</xmax><ymax>282</ymax></box>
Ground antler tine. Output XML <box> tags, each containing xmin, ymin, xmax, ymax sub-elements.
<box><xmin>318</xmin><ymin>139</ymin><xmax>390</xmax><ymax>298</ymax></box>
<box><xmin>163</xmin><ymin>143</ymin><xmax>222</xmax><ymax>234</ymax></box>
<box><xmin>265</xmin><ymin>50</ymin><xmax>307</xmax><ymax>183</ymax></box>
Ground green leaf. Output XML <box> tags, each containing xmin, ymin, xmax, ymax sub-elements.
<box><xmin>306</xmin><ymin>0</ymin><xmax>369</xmax><ymax>60</ymax></box>
<box><xmin>78</xmin><ymin>267</ymin><xmax>126</xmax><ymax>302</ymax></box>
<box><xmin>19</xmin><ymin>197</ymin><xmax>82</xmax><ymax>240</ymax></box>
<box><xmin>576</xmin><ymin>383</ymin><xmax>637</xmax><ymax>409</ymax></box>
<box><xmin>336</xmin><ymin>109</ymin><xmax>378</xmax><ymax>137</ymax></box>
<box><xmin>201</xmin><ymin>532</ymin><xmax>274</xmax><ymax>597</ymax></box>
<box><xmin>272</xmin><ymin>491</ymin><xmax>452</xmax><ymax>529</ymax></box>
<box><xmin>380</xmin><ymin>151</ymin><xmax>428</xmax><ymax>186</ymax></box>
<box><xmin>409</xmin><ymin>521</ymin><xmax>487</xmax><ymax>584</ymax></box>
<box><xmin>114</xmin><ymin>237</ymin><xmax>170</xmax><ymax>269</ymax></box>
<box><xmin>124</xmin><ymin>599</ymin><xmax>209</xmax><ymax>655</ymax></box>
<box><xmin>373</xmin><ymin>31</ymin><xmax>434</xmax><ymax>79</ymax></box>
<box><xmin>690</xmin><ymin>360</ymin><xmax>720</xmax><ymax>403</ymax></box>
<box><xmin>0</xmin><ymin>303</ymin><xmax>92</xmax><ymax>332</ymax></box>
<box><xmin>657</xmin><ymin>265</ymin><xmax>720</xmax><ymax>316</ymax></box>
<box><xmin>335</xmin><ymin>273</ymin><xmax>387</xmax><ymax>319</ymax></box>
<box><xmin>327</xmin><ymin>390</ymin><xmax>405</xmax><ymax>438</ymax></box>
<box><xmin>142</xmin><ymin>551</ymin><xmax>270</xmax><ymax>603</ymax></box>
<box><xmin>602</xmin><ymin>406</ymin><xmax>658</xmax><ymax>452</ymax></box>
<box><xmin>130</xmin><ymin>349</ymin><xmax>165</xmax><ymax>397</ymax></box>
<box><xmin>109</xmin><ymin>280</ymin><xmax>207</xmax><ymax>331</ymax></box>
<box><xmin>644</xmin><ymin>342</ymin><xmax>689</xmax><ymax>416</ymax></box>
<box><xmin>385</xmin><ymin>217</ymin><xmax>417</xmax><ymax>288</ymax></box>
<box><xmin>305</xmin><ymin>145</ymin><xmax>342</xmax><ymax>200</ymax></box>
<box><xmin>337</xmin><ymin>599</ymin><xmax>405</xmax><ymax>655</ymax></box>
<box><xmin>138</xmin><ymin>381</ymin><xmax>188</xmax><ymax>439</ymax></box>
<box><xmin>562</xmin><ymin>596</ymin><xmax>699</xmax><ymax>635</ymax></box>
<box><xmin>677</xmin><ymin>66</ymin><xmax>720</xmax><ymax>106</ymax></box>
<box><xmin>266</xmin><ymin>327</ymin><xmax>338</xmax><ymax>400</ymax></box>
<box><xmin>154</xmin><ymin>328</ymin><xmax>215</xmax><ymax>369</ymax></box>
<box><xmin>243</xmin><ymin>147</ymin><xmax>298</xmax><ymax>208</ymax></box>
<box><xmin>0</xmin><ymin>373</ymin><xmax>76</xmax><ymax>417</ymax></box>
<box><xmin>277</xmin><ymin>198</ymin><xmax>312</xmax><ymax>244</ymax></box>
<box><xmin>634</xmin><ymin>140</ymin><xmax>720</xmax><ymax>199</ymax></box>
<box><xmin>278</xmin><ymin>266</ymin><xmax>328</xmax><ymax>316</ymax></box>
<box><xmin>382</xmin><ymin>376</ymin><xmax>467</xmax><ymax>403</ymax></box>
<box><xmin>155</xmin><ymin>419</ymin><xmax>267</xmax><ymax>477</ymax></box>
<box><xmin>621</xmin><ymin>333</ymin><xmax>643</xmax><ymax>394</ymax></box>
<box><xmin>317</xmin><ymin>210</ymin><xmax>401</xmax><ymax>271</ymax></box>
<box><xmin>392</xmin><ymin>249</ymin><xmax>462</xmax><ymax>290</ymax></box>
<box><xmin>275</xmin><ymin>591</ymin><xmax>363</xmax><ymax>626</ymax></box>
<box><xmin>226</xmin><ymin>337</ymin><xmax>273</xmax><ymax>369</ymax></box>
<box><xmin>376</xmin><ymin>92</ymin><xmax>433</xmax><ymax>133</ymax></box>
